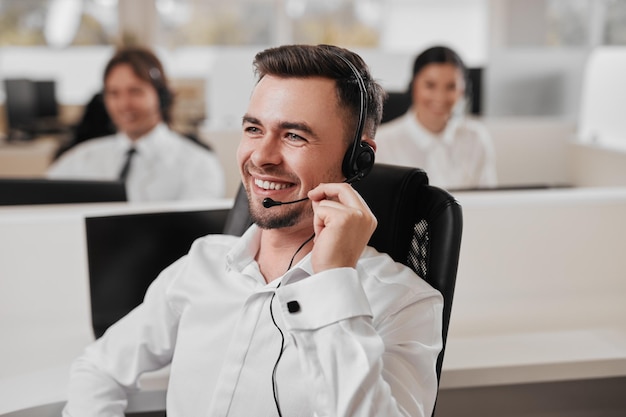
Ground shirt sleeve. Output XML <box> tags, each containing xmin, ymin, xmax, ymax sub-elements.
<box><xmin>178</xmin><ymin>148</ymin><xmax>226</xmax><ymax>200</ymax></box>
<box><xmin>46</xmin><ymin>147</ymin><xmax>86</xmax><ymax>178</ymax></box>
<box><xmin>62</xmin><ymin>259</ymin><xmax>185</xmax><ymax>417</ymax></box>
<box><xmin>275</xmin><ymin>266</ymin><xmax>443</xmax><ymax>417</ymax></box>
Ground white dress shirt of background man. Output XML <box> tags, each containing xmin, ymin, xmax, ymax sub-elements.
<box><xmin>47</xmin><ymin>47</ymin><xmax>225</xmax><ymax>202</ymax></box>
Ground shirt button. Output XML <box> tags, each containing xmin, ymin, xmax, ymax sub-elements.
<box><xmin>287</xmin><ymin>300</ymin><xmax>300</xmax><ymax>313</ymax></box>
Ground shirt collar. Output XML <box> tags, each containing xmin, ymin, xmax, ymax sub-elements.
<box><xmin>226</xmin><ymin>224</ymin><xmax>261</xmax><ymax>274</ymax></box>
<box><xmin>225</xmin><ymin>224</ymin><xmax>314</xmax><ymax>286</ymax></box>
<box><xmin>114</xmin><ymin>123</ymin><xmax>168</xmax><ymax>158</ymax></box>
<box><xmin>403</xmin><ymin>108</ymin><xmax>461</xmax><ymax>146</ymax></box>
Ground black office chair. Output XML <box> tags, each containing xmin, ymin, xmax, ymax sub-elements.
<box><xmin>224</xmin><ymin>163</ymin><xmax>463</xmax><ymax>391</ymax></box>
<box><xmin>381</xmin><ymin>91</ymin><xmax>412</xmax><ymax>124</ymax></box>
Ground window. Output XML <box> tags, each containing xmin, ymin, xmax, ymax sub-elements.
<box><xmin>381</xmin><ymin>0</ymin><xmax>487</xmax><ymax>64</ymax></box>
<box><xmin>501</xmin><ymin>0</ymin><xmax>591</xmax><ymax>47</ymax></box>
<box><xmin>286</xmin><ymin>0</ymin><xmax>381</xmax><ymax>47</ymax></box>
<box><xmin>0</xmin><ymin>0</ymin><xmax>48</xmax><ymax>46</ymax></box>
<box><xmin>155</xmin><ymin>0</ymin><xmax>275</xmax><ymax>47</ymax></box>
<box><xmin>0</xmin><ymin>0</ymin><xmax>118</xmax><ymax>47</ymax></box>
<box><xmin>154</xmin><ymin>0</ymin><xmax>381</xmax><ymax>48</ymax></box>
<box><xmin>603</xmin><ymin>0</ymin><xmax>626</xmax><ymax>45</ymax></box>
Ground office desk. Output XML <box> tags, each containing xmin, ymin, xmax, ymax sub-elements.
<box><xmin>0</xmin><ymin>136</ymin><xmax>62</xmax><ymax>178</ymax></box>
<box><xmin>0</xmin><ymin>201</ymin><xmax>231</xmax><ymax>416</ymax></box>
<box><xmin>441</xmin><ymin>187</ymin><xmax>626</xmax><ymax>387</ymax></box>
<box><xmin>1</xmin><ymin>189</ymin><xmax>626</xmax><ymax>416</ymax></box>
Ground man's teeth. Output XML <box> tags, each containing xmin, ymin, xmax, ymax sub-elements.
<box><xmin>255</xmin><ymin>178</ymin><xmax>290</xmax><ymax>190</ymax></box>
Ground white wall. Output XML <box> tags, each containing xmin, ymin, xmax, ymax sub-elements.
<box><xmin>0</xmin><ymin>46</ymin><xmax>113</xmax><ymax>105</ymax></box>
<box><xmin>443</xmin><ymin>187</ymin><xmax>626</xmax><ymax>388</ymax></box>
<box><xmin>578</xmin><ymin>46</ymin><xmax>626</xmax><ymax>149</ymax></box>
<box><xmin>484</xmin><ymin>49</ymin><xmax>589</xmax><ymax>121</ymax></box>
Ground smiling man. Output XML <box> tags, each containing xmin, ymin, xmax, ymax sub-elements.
<box><xmin>47</xmin><ymin>47</ymin><xmax>225</xmax><ymax>202</ymax></box>
<box><xmin>63</xmin><ymin>44</ymin><xmax>443</xmax><ymax>417</ymax></box>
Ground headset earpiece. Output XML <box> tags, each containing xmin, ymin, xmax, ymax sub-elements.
<box><xmin>148</xmin><ymin>66</ymin><xmax>172</xmax><ymax>115</ymax></box>
<box><xmin>332</xmin><ymin>50</ymin><xmax>375</xmax><ymax>181</ymax></box>
<box><xmin>157</xmin><ymin>86</ymin><xmax>172</xmax><ymax>112</ymax></box>
<box><xmin>342</xmin><ymin>140</ymin><xmax>374</xmax><ymax>180</ymax></box>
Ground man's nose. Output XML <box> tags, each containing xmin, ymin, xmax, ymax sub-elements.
<box><xmin>112</xmin><ymin>92</ymin><xmax>133</xmax><ymax>110</ymax></box>
<box><xmin>250</xmin><ymin>135</ymin><xmax>282</xmax><ymax>167</ymax></box>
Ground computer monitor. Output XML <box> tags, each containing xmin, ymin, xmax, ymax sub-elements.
<box><xmin>468</xmin><ymin>67</ymin><xmax>483</xmax><ymax>115</ymax></box>
<box><xmin>0</xmin><ymin>178</ymin><xmax>127</xmax><ymax>206</ymax></box>
<box><xmin>34</xmin><ymin>80</ymin><xmax>59</xmax><ymax>119</ymax></box>
<box><xmin>3</xmin><ymin>78</ymin><xmax>38</xmax><ymax>133</ymax></box>
<box><xmin>86</xmin><ymin>208</ymin><xmax>231</xmax><ymax>338</ymax></box>
<box><xmin>3</xmin><ymin>78</ymin><xmax>66</xmax><ymax>139</ymax></box>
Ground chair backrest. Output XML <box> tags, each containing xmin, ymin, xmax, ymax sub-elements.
<box><xmin>223</xmin><ymin>163</ymin><xmax>463</xmax><ymax>382</ymax></box>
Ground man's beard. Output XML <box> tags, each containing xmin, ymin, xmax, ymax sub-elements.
<box><xmin>248</xmin><ymin>195</ymin><xmax>312</xmax><ymax>229</ymax></box>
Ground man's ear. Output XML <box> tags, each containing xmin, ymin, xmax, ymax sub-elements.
<box><xmin>363</xmin><ymin>136</ymin><xmax>377</xmax><ymax>152</ymax></box>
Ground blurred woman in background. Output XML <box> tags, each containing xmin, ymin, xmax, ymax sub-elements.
<box><xmin>376</xmin><ymin>45</ymin><xmax>497</xmax><ymax>190</ymax></box>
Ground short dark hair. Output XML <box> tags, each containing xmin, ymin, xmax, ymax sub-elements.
<box><xmin>103</xmin><ymin>47</ymin><xmax>173</xmax><ymax>125</ymax></box>
<box><xmin>253</xmin><ymin>44</ymin><xmax>386</xmax><ymax>141</ymax></box>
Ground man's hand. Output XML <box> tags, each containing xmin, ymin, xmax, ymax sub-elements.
<box><xmin>307</xmin><ymin>182</ymin><xmax>377</xmax><ymax>274</ymax></box>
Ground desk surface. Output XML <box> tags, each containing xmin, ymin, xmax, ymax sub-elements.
<box><xmin>0</xmin><ymin>136</ymin><xmax>62</xmax><ymax>178</ymax></box>
<box><xmin>0</xmin><ymin>200</ymin><xmax>233</xmax><ymax>415</ymax></box>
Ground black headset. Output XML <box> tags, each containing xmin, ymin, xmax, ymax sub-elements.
<box><xmin>332</xmin><ymin>52</ymin><xmax>375</xmax><ymax>182</ymax></box>
<box><xmin>148</xmin><ymin>66</ymin><xmax>173</xmax><ymax>114</ymax></box>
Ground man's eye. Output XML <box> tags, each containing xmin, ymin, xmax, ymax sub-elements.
<box><xmin>286</xmin><ymin>132</ymin><xmax>305</xmax><ymax>142</ymax></box>
<box><xmin>244</xmin><ymin>126</ymin><xmax>261</xmax><ymax>134</ymax></box>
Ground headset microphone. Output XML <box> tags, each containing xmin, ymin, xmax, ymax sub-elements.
<box><xmin>261</xmin><ymin>172</ymin><xmax>364</xmax><ymax>209</ymax></box>
<box><xmin>262</xmin><ymin>196</ymin><xmax>308</xmax><ymax>208</ymax></box>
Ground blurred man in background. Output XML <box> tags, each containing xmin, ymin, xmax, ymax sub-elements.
<box><xmin>48</xmin><ymin>46</ymin><xmax>225</xmax><ymax>202</ymax></box>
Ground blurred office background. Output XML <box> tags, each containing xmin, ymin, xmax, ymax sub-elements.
<box><xmin>2</xmin><ymin>0</ymin><xmax>626</xmax><ymax>195</ymax></box>
<box><xmin>3</xmin><ymin>0</ymin><xmax>626</xmax><ymax>121</ymax></box>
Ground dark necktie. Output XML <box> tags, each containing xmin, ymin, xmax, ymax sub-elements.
<box><xmin>118</xmin><ymin>147</ymin><xmax>137</xmax><ymax>181</ymax></box>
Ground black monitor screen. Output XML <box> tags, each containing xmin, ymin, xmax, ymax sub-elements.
<box><xmin>468</xmin><ymin>67</ymin><xmax>483</xmax><ymax>115</ymax></box>
<box><xmin>34</xmin><ymin>80</ymin><xmax>59</xmax><ymax>118</ymax></box>
<box><xmin>0</xmin><ymin>178</ymin><xmax>127</xmax><ymax>206</ymax></box>
<box><xmin>86</xmin><ymin>208</ymin><xmax>230</xmax><ymax>338</ymax></box>
<box><xmin>4</xmin><ymin>78</ymin><xmax>38</xmax><ymax>131</ymax></box>
<box><xmin>4</xmin><ymin>78</ymin><xmax>64</xmax><ymax>138</ymax></box>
